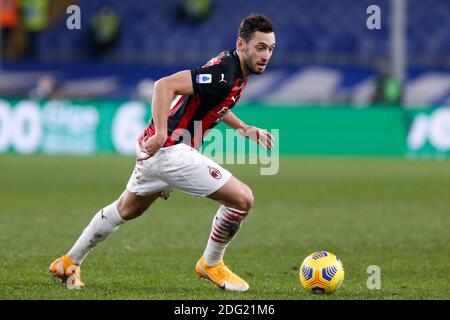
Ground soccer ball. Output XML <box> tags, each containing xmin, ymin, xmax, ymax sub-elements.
<box><xmin>299</xmin><ymin>251</ymin><xmax>345</xmax><ymax>294</ymax></box>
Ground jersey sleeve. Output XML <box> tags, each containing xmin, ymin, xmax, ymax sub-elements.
<box><xmin>191</xmin><ymin>63</ymin><xmax>234</xmax><ymax>98</ymax></box>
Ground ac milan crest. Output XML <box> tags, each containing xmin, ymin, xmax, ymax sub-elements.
<box><xmin>209</xmin><ymin>167</ymin><xmax>222</xmax><ymax>179</ymax></box>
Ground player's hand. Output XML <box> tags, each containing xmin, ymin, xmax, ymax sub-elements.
<box><xmin>237</xmin><ymin>126</ymin><xmax>274</xmax><ymax>149</ymax></box>
<box><xmin>137</xmin><ymin>133</ymin><xmax>167</xmax><ymax>161</ymax></box>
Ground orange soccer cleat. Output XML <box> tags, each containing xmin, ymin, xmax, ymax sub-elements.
<box><xmin>48</xmin><ymin>255</ymin><xmax>85</xmax><ymax>289</ymax></box>
<box><xmin>195</xmin><ymin>256</ymin><xmax>249</xmax><ymax>292</ymax></box>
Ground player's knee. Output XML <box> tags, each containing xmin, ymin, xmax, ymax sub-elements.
<box><xmin>235</xmin><ymin>186</ymin><xmax>254</xmax><ymax>212</ymax></box>
<box><xmin>116</xmin><ymin>196</ymin><xmax>146</xmax><ymax>221</ymax></box>
<box><xmin>118</xmin><ymin>206</ymin><xmax>145</xmax><ymax>220</ymax></box>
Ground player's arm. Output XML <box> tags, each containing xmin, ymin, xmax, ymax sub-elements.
<box><xmin>223</xmin><ymin>111</ymin><xmax>274</xmax><ymax>149</ymax></box>
<box><xmin>222</xmin><ymin>111</ymin><xmax>247</xmax><ymax>132</ymax></box>
<box><xmin>138</xmin><ymin>70</ymin><xmax>193</xmax><ymax>160</ymax></box>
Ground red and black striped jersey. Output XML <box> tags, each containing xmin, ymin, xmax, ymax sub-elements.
<box><xmin>139</xmin><ymin>50</ymin><xmax>247</xmax><ymax>148</ymax></box>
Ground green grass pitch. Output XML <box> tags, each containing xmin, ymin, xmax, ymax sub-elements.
<box><xmin>0</xmin><ymin>155</ymin><xmax>449</xmax><ymax>299</ymax></box>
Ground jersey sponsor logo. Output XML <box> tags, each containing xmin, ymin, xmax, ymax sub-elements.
<box><xmin>209</xmin><ymin>166</ymin><xmax>222</xmax><ymax>179</ymax></box>
<box><xmin>217</xmin><ymin>106</ymin><xmax>229</xmax><ymax>116</ymax></box>
<box><xmin>196</xmin><ymin>74</ymin><xmax>212</xmax><ymax>84</ymax></box>
<box><xmin>215</xmin><ymin>106</ymin><xmax>229</xmax><ymax>123</ymax></box>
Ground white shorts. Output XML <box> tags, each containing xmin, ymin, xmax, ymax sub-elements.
<box><xmin>126</xmin><ymin>143</ymin><xmax>232</xmax><ymax>198</ymax></box>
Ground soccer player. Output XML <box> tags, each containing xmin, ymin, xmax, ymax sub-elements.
<box><xmin>49</xmin><ymin>14</ymin><xmax>276</xmax><ymax>292</ymax></box>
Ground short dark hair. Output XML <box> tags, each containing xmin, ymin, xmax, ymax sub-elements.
<box><xmin>238</xmin><ymin>14</ymin><xmax>274</xmax><ymax>42</ymax></box>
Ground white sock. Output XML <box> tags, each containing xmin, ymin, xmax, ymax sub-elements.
<box><xmin>67</xmin><ymin>202</ymin><xmax>125</xmax><ymax>265</ymax></box>
<box><xmin>203</xmin><ymin>205</ymin><xmax>248</xmax><ymax>266</ymax></box>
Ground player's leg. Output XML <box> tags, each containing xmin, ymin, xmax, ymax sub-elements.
<box><xmin>195</xmin><ymin>176</ymin><xmax>254</xmax><ymax>291</ymax></box>
<box><xmin>66</xmin><ymin>190</ymin><xmax>161</xmax><ymax>264</ymax></box>
<box><xmin>208</xmin><ymin>175</ymin><xmax>254</xmax><ymax>211</ymax></box>
<box><xmin>203</xmin><ymin>175</ymin><xmax>253</xmax><ymax>265</ymax></box>
<box><xmin>49</xmin><ymin>190</ymin><xmax>160</xmax><ymax>287</ymax></box>
<box><xmin>62</xmin><ymin>141</ymin><xmax>171</xmax><ymax>262</ymax></box>
<box><xmin>49</xmin><ymin>147</ymin><xmax>171</xmax><ymax>288</ymax></box>
<box><xmin>144</xmin><ymin>144</ymin><xmax>253</xmax><ymax>291</ymax></box>
<box><xmin>116</xmin><ymin>189</ymin><xmax>163</xmax><ymax>220</ymax></box>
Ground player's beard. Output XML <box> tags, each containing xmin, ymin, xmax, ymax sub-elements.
<box><xmin>243</xmin><ymin>51</ymin><xmax>263</xmax><ymax>75</ymax></box>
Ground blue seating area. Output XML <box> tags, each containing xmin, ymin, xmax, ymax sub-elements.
<box><xmin>34</xmin><ymin>0</ymin><xmax>450</xmax><ymax>64</ymax></box>
<box><xmin>4</xmin><ymin>1</ymin><xmax>449</xmax><ymax>103</ymax></box>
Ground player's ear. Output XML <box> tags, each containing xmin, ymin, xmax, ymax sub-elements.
<box><xmin>236</xmin><ymin>37</ymin><xmax>245</xmax><ymax>51</ymax></box>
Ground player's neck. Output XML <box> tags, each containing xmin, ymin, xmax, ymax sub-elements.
<box><xmin>236</xmin><ymin>49</ymin><xmax>251</xmax><ymax>79</ymax></box>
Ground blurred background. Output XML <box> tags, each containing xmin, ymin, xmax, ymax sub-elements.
<box><xmin>0</xmin><ymin>0</ymin><xmax>449</xmax><ymax>157</ymax></box>
<box><xmin>1</xmin><ymin>1</ymin><xmax>450</xmax><ymax>300</ymax></box>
